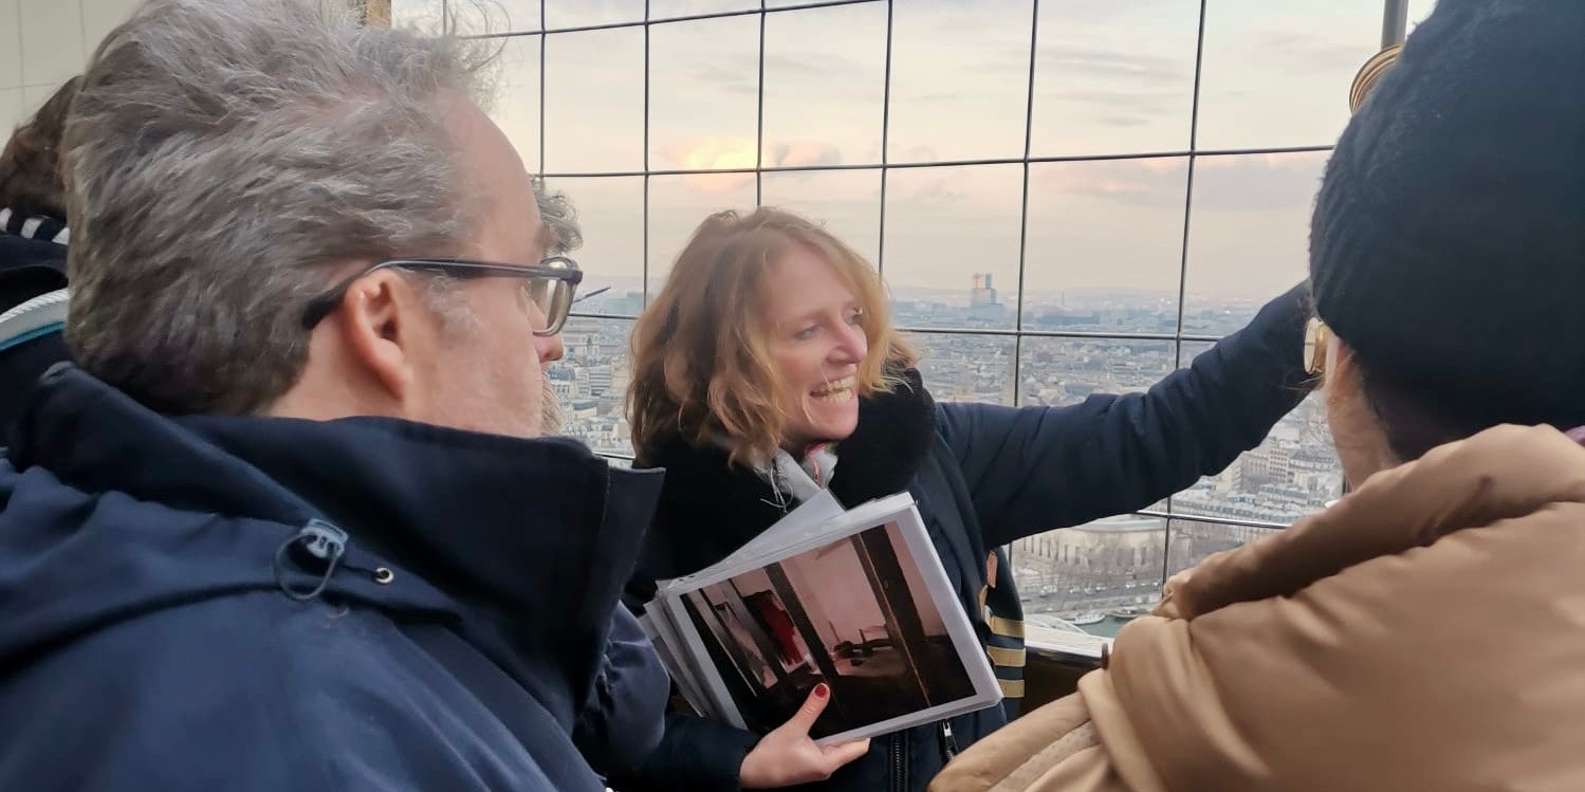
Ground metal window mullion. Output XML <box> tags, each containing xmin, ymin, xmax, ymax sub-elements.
<box><xmin>1137</xmin><ymin>509</ymin><xmax>1288</xmax><ymax>532</ymax></box>
<box><xmin>876</xmin><ymin>0</ymin><xmax>894</xmax><ymax>279</ymax></box>
<box><xmin>755</xmin><ymin>5</ymin><xmax>766</xmax><ymax>207</ymax></box>
<box><xmin>538</xmin><ymin>0</ymin><xmax>547</xmax><ymax>173</ymax></box>
<box><xmin>1162</xmin><ymin>0</ymin><xmax>1210</xmax><ymax>586</ymax></box>
<box><xmin>525</xmin><ymin>145</ymin><xmax>1332</xmax><ymax>179</ymax></box>
<box><xmin>899</xmin><ymin>326</ymin><xmax>1220</xmax><ymax>345</ymax></box>
<box><xmin>465</xmin><ymin>0</ymin><xmax>882</xmax><ymax>38</ymax></box>
<box><xmin>1382</xmin><ymin>0</ymin><xmax>1409</xmax><ymax>48</ymax></box>
<box><xmin>642</xmin><ymin>0</ymin><xmax>651</xmax><ymax>307</ymax></box>
<box><xmin>1012</xmin><ymin>0</ymin><xmax>1039</xmax><ymax>406</ymax></box>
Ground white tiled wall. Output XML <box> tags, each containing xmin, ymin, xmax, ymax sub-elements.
<box><xmin>0</xmin><ymin>0</ymin><xmax>143</xmax><ymax>133</ymax></box>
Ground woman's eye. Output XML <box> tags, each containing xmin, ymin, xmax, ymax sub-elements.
<box><xmin>793</xmin><ymin>326</ymin><xmax>818</xmax><ymax>341</ymax></box>
<box><xmin>846</xmin><ymin>310</ymin><xmax>865</xmax><ymax>325</ymax></box>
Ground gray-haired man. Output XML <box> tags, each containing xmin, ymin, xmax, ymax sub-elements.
<box><xmin>0</xmin><ymin>1</ymin><xmax>667</xmax><ymax>789</ymax></box>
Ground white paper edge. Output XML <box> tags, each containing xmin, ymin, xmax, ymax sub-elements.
<box><xmin>662</xmin><ymin>590</ymin><xmax>747</xmax><ymax>729</ymax></box>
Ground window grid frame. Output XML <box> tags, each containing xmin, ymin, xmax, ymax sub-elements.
<box><xmin>463</xmin><ymin>0</ymin><xmax>1349</xmax><ymax>551</ymax></box>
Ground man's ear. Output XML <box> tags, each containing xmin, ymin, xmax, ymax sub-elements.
<box><xmin>335</xmin><ymin>269</ymin><xmax>423</xmax><ymax>404</ymax></box>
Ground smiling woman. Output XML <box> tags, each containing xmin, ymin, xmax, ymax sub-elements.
<box><xmin>617</xmin><ymin>202</ymin><xmax>1313</xmax><ymax>792</ymax></box>
<box><xmin>627</xmin><ymin>207</ymin><xmax>913</xmax><ymax>468</ymax></box>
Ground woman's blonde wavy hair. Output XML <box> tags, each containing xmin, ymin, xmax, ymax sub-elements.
<box><xmin>628</xmin><ymin>207</ymin><xmax>916</xmax><ymax>467</ymax></box>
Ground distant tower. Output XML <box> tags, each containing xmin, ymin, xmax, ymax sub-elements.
<box><xmin>970</xmin><ymin>273</ymin><xmax>998</xmax><ymax>308</ymax></box>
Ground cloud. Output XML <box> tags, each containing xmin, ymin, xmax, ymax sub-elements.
<box><xmin>761</xmin><ymin>52</ymin><xmax>867</xmax><ymax>82</ymax></box>
<box><xmin>685</xmin><ymin>62</ymin><xmax>758</xmax><ymax>97</ymax></box>
<box><xmin>1036</xmin><ymin>45</ymin><xmax>1189</xmax><ymax>86</ymax></box>
<box><xmin>1254</xmin><ymin>31</ymin><xmax>1371</xmax><ymax>74</ymax></box>
<box><xmin>763</xmin><ymin>141</ymin><xmax>844</xmax><ymax>169</ymax></box>
<box><xmin>1028</xmin><ymin>158</ymin><xmax>1188</xmax><ymax>209</ymax></box>
<box><xmin>1043</xmin><ymin>88</ymin><xmax>1187</xmax><ymax>114</ymax></box>
<box><xmin>1191</xmin><ymin>152</ymin><xmax>1330</xmax><ymax>212</ymax></box>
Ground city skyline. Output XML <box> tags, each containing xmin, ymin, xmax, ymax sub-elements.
<box><xmin>555</xmin><ymin>278</ymin><xmax>1346</xmax><ymax>634</ymax></box>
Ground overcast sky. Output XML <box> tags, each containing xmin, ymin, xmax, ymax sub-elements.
<box><xmin>397</xmin><ymin>0</ymin><xmax>1438</xmax><ymax>305</ymax></box>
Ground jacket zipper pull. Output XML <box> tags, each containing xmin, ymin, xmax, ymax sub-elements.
<box><xmin>940</xmin><ymin>721</ymin><xmax>960</xmax><ymax>760</ymax></box>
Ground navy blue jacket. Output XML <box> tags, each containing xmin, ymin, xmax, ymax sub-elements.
<box><xmin>617</xmin><ymin>284</ymin><xmax>1312</xmax><ymax>792</ymax></box>
<box><xmin>0</xmin><ymin>366</ymin><xmax>670</xmax><ymax>790</ymax></box>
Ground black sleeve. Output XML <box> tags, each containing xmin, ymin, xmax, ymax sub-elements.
<box><xmin>939</xmin><ymin>282</ymin><xmax>1312</xmax><ymax>548</ymax></box>
<box><xmin>573</xmin><ymin>605</ymin><xmax>671</xmax><ymax>774</ymax></box>
<box><xmin>605</xmin><ymin>713</ymin><xmax>760</xmax><ymax>792</ymax></box>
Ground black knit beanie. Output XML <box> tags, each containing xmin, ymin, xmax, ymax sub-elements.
<box><xmin>1310</xmin><ymin>0</ymin><xmax>1585</xmax><ymax>431</ymax></box>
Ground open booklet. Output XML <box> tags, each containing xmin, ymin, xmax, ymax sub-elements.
<box><xmin>639</xmin><ymin>492</ymin><xmax>1003</xmax><ymax>745</ymax></box>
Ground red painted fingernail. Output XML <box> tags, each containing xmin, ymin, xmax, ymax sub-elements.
<box><xmin>814</xmin><ymin>683</ymin><xmax>829</xmax><ymax>699</ymax></box>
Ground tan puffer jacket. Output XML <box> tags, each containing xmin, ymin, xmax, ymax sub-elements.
<box><xmin>932</xmin><ymin>425</ymin><xmax>1585</xmax><ymax>792</ymax></box>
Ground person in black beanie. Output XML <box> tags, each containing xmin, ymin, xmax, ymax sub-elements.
<box><xmin>930</xmin><ymin>1</ymin><xmax>1585</xmax><ymax>789</ymax></box>
<box><xmin>1310</xmin><ymin>0</ymin><xmax>1585</xmax><ymax>468</ymax></box>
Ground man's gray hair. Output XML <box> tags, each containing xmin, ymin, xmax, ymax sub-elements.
<box><xmin>64</xmin><ymin>0</ymin><xmax>575</xmax><ymax>415</ymax></box>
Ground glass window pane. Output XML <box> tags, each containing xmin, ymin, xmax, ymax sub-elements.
<box><xmin>888</xmin><ymin>0</ymin><xmax>1033</xmax><ymax>163</ymax></box>
<box><xmin>1182</xmin><ymin>150</ymin><xmax>1326</xmax><ymax>335</ymax></box>
<box><xmin>1166</xmin><ymin>518</ymin><xmax>1279</xmax><ymax>578</ymax></box>
<box><xmin>1017</xmin><ymin>338</ymin><xmax>1174</xmax><ymax>408</ymax></box>
<box><xmin>1196</xmin><ymin>0</ymin><xmax>1381</xmax><ymax>150</ymax></box>
<box><xmin>649</xmin><ymin>15</ymin><xmax>759</xmax><ymax>171</ymax></box>
<box><xmin>0</xmin><ymin>91</ymin><xmax>22</xmax><ymax>136</ymax></box>
<box><xmin>544</xmin><ymin>27</ymin><xmax>645</xmax><ymax>173</ymax></box>
<box><xmin>549</xmin><ymin>177</ymin><xmax>645</xmax><ymax>317</ymax></box>
<box><xmin>884</xmin><ymin>164</ymin><xmax>1021</xmax><ymax>330</ymax></box>
<box><xmin>758</xmin><ymin>169</ymin><xmax>882</xmax><ymax>267</ymax></box>
<box><xmin>544</xmin><ymin>0</ymin><xmax>644</xmax><ymax>29</ymax></box>
<box><xmin>647</xmin><ymin>173</ymin><xmax>757</xmax><ymax>297</ymax></box>
<box><xmin>1013</xmin><ymin>516</ymin><xmax>1167</xmax><ymax>638</ymax></box>
<box><xmin>1174</xmin><ymin>341</ymin><xmax>1341</xmax><ymax>524</ymax></box>
<box><xmin>389</xmin><ymin>0</ymin><xmax>444</xmax><ymax>34</ymax></box>
<box><xmin>762</xmin><ymin>3</ymin><xmax>887</xmax><ymax>167</ymax></box>
<box><xmin>557</xmin><ymin>317</ymin><xmax>636</xmax><ymax>457</ymax></box>
<box><xmin>905</xmin><ymin>332</ymin><xmax>1015</xmax><ymax>406</ymax></box>
<box><xmin>482</xmin><ymin>35</ymin><xmax>540</xmax><ymax>174</ymax></box>
<box><xmin>650</xmin><ymin>0</ymin><xmax>757</xmax><ymax>20</ymax></box>
<box><xmin>1029</xmin><ymin>1</ymin><xmax>1197</xmax><ymax>157</ymax></box>
<box><xmin>1407</xmin><ymin>0</ymin><xmax>1439</xmax><ymax>36</ymax></box>
<box><xmin>451</xmin><ymin>0</ymin><xmax>540</xmax><ymax>35</ymax></box>
<box><xmin>81</xmin><ymin>0</ymin><xmax>146</xmax><ymax>50</ymax></box>
<box><xmin>1022</xmin><ymin>158</ymin><xmax>1188</xmax><ymax>334</ymax></box>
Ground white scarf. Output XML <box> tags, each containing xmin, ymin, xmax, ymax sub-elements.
<box><xmin>759</xmin><ymin>443</ymin><xmax>840</xmax><ymax>510</ymax></box>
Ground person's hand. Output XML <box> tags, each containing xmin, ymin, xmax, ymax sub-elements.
<box><xmin>739</xmin><ymin>683</ymin><xmax>871</xmax><ymax>788</ymax></box>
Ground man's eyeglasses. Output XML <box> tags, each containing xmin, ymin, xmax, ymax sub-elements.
<box><xmin>301</xmin><ymin>257</ymin><xmax>584</xmax><ymax>337</ymax></box>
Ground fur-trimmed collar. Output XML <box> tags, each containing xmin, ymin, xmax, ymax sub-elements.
<box><xmin>632</xmin><ymin>369</ymin><xmax>937</xmax><ymax>589</ymax></box>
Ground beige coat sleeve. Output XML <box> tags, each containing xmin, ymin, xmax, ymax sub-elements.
<box><xmin>929</xmin><ymin>686</ymin><xmax>1133</xmax><ymax>792</ymax></box>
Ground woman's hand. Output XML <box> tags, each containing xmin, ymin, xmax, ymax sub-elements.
<box><xmin>739</xmin><ymin>683</ymin><xmax>871</xmax><ymax>788</ymax></box>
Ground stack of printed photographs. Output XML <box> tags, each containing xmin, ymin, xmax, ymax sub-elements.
<box><xmin>640</xmin><ymin>492</ymin><xmax>1002</xmax><ymax>743</ymax></box>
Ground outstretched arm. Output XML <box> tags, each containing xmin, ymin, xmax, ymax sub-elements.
<box><xmin>941</xmin><ymin>282</ymin><xmax>1312</xmax><ymax>548</ymax></box>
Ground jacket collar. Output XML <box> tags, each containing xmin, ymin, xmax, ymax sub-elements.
<box><xmin>634</xmin><ymin>368</ymin><xmax>936</xmax><ymax>584</ymax></box>
<box><xmin>10</xmin><ymin>365</ymin><xmax>664</xmax><ymax>707</ymax></box>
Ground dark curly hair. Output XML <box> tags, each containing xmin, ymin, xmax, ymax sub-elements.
<box><xmin>0</xmin><ymin>77</ymin><xmax>80</xmax><ymax>220</ymax></box>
